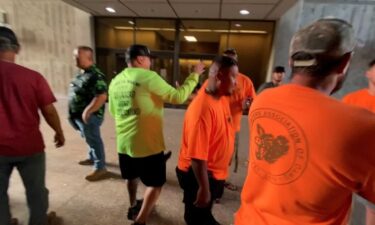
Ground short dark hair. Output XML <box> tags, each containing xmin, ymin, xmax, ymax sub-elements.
<box><xmin>0</xmin><ymin>26</ymin><xmax>20</xmax><ymax>52</ymax></box>
<box><xmin>273</xmin><ymin>66</ymin><xmax>285</xmax><ymax>73</ymax></box>
<box><xmin>78</xmin><ymin>46</ymin><xmax>93</xmax><ymax>53</ymax></box>
<box><xmin>125</xmin><ymin>44</ymin><xmax>152</xmax><ymax>64</ymax></box>
<box><xmin>369</xmin><ymin>59</ymin><xmax>375</xmax><ymax>68</ymax></box>
<box><xmin>223</xmin><ymin>48</ymin><xmax>237</xmax><ymax>56</ymax></box>
<box><xmin>213</xmin><ymin>55</ymin><xmax>238</xmax><ymax>71</ymax></box>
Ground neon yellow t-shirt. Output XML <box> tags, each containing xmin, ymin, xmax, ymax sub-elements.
<box><xmin>109</xmin><ymin>67</ymin><xmax>199</xmax><ymax>157</ymax></box>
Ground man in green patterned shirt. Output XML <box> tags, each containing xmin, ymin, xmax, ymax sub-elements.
<box><xmin>68</xmin><ymin>46</ymin><xmax>108</xmax><ymax>181</ymax></box>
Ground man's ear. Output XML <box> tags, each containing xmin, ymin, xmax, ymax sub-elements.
<box><xmin>215</xmin><ymin>75</ymin><xmax>221</xmax><ymax>87</ymax></box>
<box><xmin>336</xmin><ymin>52</ymin><xmax>353</xmax><ymax>74</ymax></box>
<box><xmin>288</xmin><ymin>58</ymin><xmax>293</xmax><ymax>67</ymax></box>
<box><xmin>135</xmin><ymin>56</ymin><xmax>143</xmax><ymax>65</ymax></box>
<box><xmin>15</xmin><ymin>46</ymin><xmax>20</xmax><ymax>54</ymax></box>
<box><xmin>366</xmin><ymin>69</ymin><xmax>370</xmax><ymax>79</ymax></box>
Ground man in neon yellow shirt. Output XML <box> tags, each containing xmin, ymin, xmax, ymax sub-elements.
<box><xmin>109</xmin><ymin>44</ymin><xmax>204</xmax><ymax>225</ymax></box>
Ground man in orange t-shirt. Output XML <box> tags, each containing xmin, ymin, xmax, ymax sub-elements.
<box><xmin>223</xmin><ymin>48</ymin><xmax>256</xmax><ymax>127</ymax></box>
<box><xmin>220</xmin><ymin>48</ymin><xmax>256</xmax><ymax>194</ymax></box>
<box><xmin>342</xmin><ymin>59</ymin><xmax>375</xmax><ymax>225</ymax></box>
<box><xmin>343</xmin><ymin>59</ymin><xmax>375</xmax><ymax>113</ymax></box>
<box><xmin>235</xmin><ymin>18</ymin><xmax>375</xmax><ymax>225</ymax></box>
<box><xmin>176</xmin><ymin>55</ymin><xmax>238</xmax><ymax>225</ymax></box>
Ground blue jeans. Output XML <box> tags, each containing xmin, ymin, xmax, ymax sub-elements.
<box><xmin>0</xmin><ymin>152</ymin><xmax>48</xmax><ymax>225</ymax></box>
<box><xmin>74</xmin><ymin>115</ymin><xmax>106</xmax><ymax>170</ymax></box>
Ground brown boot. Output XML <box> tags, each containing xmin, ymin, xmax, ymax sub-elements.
<box><xmin>47</xmin><ymin>211</ymin><xmax>57</xmax><ymax>225</ymax></box>
<box><xmin>10</xmin><ymin>218</ymin><xmax>18</xmax><ymax>225</ymax></box>
<box><xmin>85</xmin><ymin>168</ymin><xmax>108</xmax><ymax>181</ymax></box>
<box><xmin>78</xmin><ymin>159</ymin><xmax>94</xmax><ymax>166</ymax></box>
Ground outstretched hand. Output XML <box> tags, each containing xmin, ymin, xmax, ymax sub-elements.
<box><xmin>208</xmin><ymin>62</ymin><xmax>219</xmax><ymax>77</ymax></box>
<box><xmin>194</xmin><ymin>62</ymin><xmax>206</xmax><ymax>75</ymax></box>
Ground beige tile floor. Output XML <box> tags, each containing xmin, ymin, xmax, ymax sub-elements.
<box><xmin>7</xmin><ymin>98</ymin><xmax>248</xmax><ymax>225</ymax></box>
<box><xmin>7</xmin><ymin>98</ymin><xmax>365</xmax><ymax>225</ymax></box>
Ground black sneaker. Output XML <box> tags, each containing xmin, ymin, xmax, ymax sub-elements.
<box><xmin>127</xmin><ymin>199</ymin><xmax>143</xmax><ymax>220</ymax></box>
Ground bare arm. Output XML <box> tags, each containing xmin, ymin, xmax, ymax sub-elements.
<box><xmin>191</xmin><ymin>158</ymin><xmax>211</xmax><ymax>208</ymax></box>
<box><xmin>82</xmin><ymin>93</ymin><xmax>107</xmax><ymax>123</ymax></box>
<box><xmin>40</xmin><ymin>104</ymin><xmax>65</xmax><ymax>148</ymax></box>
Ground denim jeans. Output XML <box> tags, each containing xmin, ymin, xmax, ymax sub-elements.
<box><xmin>0</xmin><ymin>152</ymin><xmax>49</xmax><ymax>225</ymax></box>
<box><xmin>73</xmin><ymin>114</ymin><xmax>106</xmax><ymax>170</ymax></box>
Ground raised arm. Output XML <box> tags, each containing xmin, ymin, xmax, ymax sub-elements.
<box><xmin>148</xmin><ymin>62</ymin><xmax>205</xmax><ymax>104</ymax></box>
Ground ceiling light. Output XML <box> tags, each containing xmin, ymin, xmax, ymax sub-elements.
<box><xmin>105</xmin><ymin>7</ymin><xmax>116</xmax><ymax>13</ymax></box>
<box><xmin>128</xmin><ymin>20</ymin><xmax>134</xmax><ymax>25</ymax></box>
<box><xmin>235</xmin><ymin>23</ymin><xmax>241</xmax><ymax>27</ymax></box>
<box><xmin>239</xmin><ymin>9</ymin><xmax>250</xmax><ymax>15</ymax></box>
<box><xmin>184</xmin><ymin>36</ymin><xmax>197</xmax><ymax>42</ymax></box>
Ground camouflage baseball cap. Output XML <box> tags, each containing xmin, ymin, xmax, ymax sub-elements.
<box><xmin>289</xmin><ymin>18</ymin><xmax>356</xmax><ymax>67</ymax></box>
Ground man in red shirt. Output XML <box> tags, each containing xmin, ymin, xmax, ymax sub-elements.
<box><xmin>0</xmin><ymin>27</ymin><xmax>65</xmax><ymax>225</ymax></box>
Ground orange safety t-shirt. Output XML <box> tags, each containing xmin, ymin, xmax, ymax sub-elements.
<box><xmin>235</xmin><ymin>84</ymin><xmax>375</xmax><ymax>225</ymax></box>
<box><xmin>230</xmin><ymin>73</ymin><xmax>256</xmax><ymax>132</ymax></box>
<box><xmin>177</xmin><ymin>89</ymin><xmax>235</xmax><ymax>180</ymax></box>
<box><xmin>342</xmin><ymin>88</ymin><xmax>375</xmax><ymax>113</ymax></box>
<box><xmin>202</xmin><ymin>73</ymin><xmax>256</xmax><ymax>132</ymax></box>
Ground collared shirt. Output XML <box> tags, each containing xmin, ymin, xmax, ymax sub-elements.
<box><xmin>68</xmin><ymin>65</ymin><xmax>107</xmax><ymax>118</ymax></box>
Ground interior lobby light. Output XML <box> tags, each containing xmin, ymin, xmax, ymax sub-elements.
<box><xmin>105</xmin><ymin>7</ymin><xmax>116</xmax><ymax>13</ymax></box>
<box><xmin>128</xmin><ymin>20</ymin><xmax>134</xmax><ymax>25</ymax></box>
<box><xmin>235</xmin><ymin>23</ymin><xmax>242</xmax><ymax>27</ymax></box>
<box><xmin>184</xmin><ymin>36</ymin><xmax>197</xmax><ymax>42</ymax></box>
<box><xmin>239</xmin><ymin>9</ymin><xmax>250</xmax><ymax>15</ymax></box>
<box><xmin>114</xmin><ymin>26</ymin><xmax>267</xmax><ymax>34</ymax></box>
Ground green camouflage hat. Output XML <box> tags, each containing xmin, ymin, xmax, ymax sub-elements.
<box><xmin>290</xmin><ymin>18</ymin><xmax>356</xmax><ymax>67</ymax></box>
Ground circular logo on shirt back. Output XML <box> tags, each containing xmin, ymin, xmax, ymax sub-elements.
<box><xmin>249</xmin><ymin>108</ymin><xmax>309</xmax><ymax>185</ymax></box>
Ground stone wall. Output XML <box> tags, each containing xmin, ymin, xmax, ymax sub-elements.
<box><xmin>272</xmin><ymin>0</ymin><xmax>303</xmax><ymax>80</ymax></box>
<box><xmin>272</xmin><ymin>0</ymin><xmax>375</xmax><ymax>98</ymax></box>
<box><xmin>0</xmin><ymin>0</ymin><xmax>93</xmax><ymax>95</ymax></box>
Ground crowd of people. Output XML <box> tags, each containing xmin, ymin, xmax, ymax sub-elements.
<box><xmin>0</xmin><ymin>17</ymin><xmax>374</xmax><ymax>225</ymax></box>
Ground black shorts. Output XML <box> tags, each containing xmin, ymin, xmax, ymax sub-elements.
<box><xmin>175</xmin><ymin>167</ymin><xmax>224</xmax><ymax>204</ymax></box>
<box><xmin>119</xmin><ymin>152</ymin><xmax>166</xmax><ymax>187</ymax></box>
